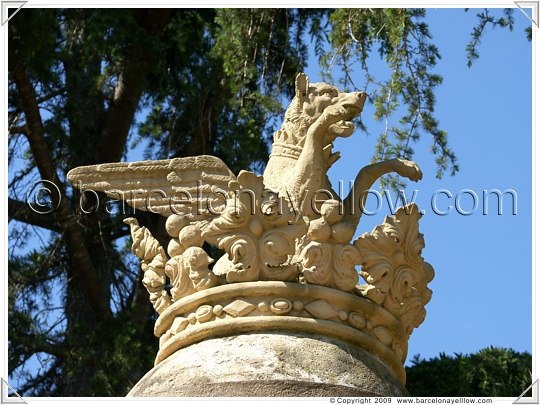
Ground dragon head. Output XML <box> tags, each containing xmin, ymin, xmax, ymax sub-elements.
<box><xmin>277</xmin><ymin>73</ymin><xmax>366</xmax><ymax>152</ymax></box>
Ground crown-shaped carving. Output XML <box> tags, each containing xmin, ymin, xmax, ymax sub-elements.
<box><xmin>122</xmin><ymin>193</ymin><xmax>432</xmax><ymax>384</ymax></box>
<box><xmin>67</xmin><ymin>73</ymin><xmax>432</xmax><ymax>385</ymax></box>
<box><xmin>268</xmin><ymin>140</ymin><xmax>304</xmax><ymax>160</ymax></box>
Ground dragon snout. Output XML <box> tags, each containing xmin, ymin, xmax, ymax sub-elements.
<box><xmin>353</xmin><ymin>91</ymin><xmax>367</xmax><ymax>106</ymax></box>
<box><xmin>341</xmin><ymin>92</ymin><xmax>367</xmax><ymax>116</ymax></box>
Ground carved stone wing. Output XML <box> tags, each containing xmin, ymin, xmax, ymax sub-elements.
<box><xmin>67</xmin><ymin>155</ymin><xmax>238</xmax><ymax>219</ymax></box>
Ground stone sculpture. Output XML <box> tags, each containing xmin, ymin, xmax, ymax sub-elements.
<box><xmin>67</xmin><ymin>73</ymin><xmax>434</xmax><ymax>397</ymax></box>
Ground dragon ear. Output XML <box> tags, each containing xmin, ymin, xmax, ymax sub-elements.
<box><xmin>293</xmin><ymin>73</ymin><xmax>309</xmax><ymax>113</ymax></box>
<box><xmin>295</xmin><ymin>73</ymin><xmax>309</xmax><ymax>98</ymax></box>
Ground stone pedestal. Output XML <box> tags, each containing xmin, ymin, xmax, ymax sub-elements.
<box><xmin>126</xmin><ymin>281</ymin><xmax>412</xmax><ymax>397</ymax></box>
<box><xmin>128</xmin><ymin>332</ymin><xmax>408</xmax><ymax>397</ymax></box>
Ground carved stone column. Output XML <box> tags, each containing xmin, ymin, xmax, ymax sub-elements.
<box><xmin>126</xmin><ymin>279</ymin><xmax>416</xmax><ymax>396</ymax></box>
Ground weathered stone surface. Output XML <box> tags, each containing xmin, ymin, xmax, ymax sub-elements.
<box><xmin>127</xmin><ymin>332</ymin><xmax>408</xmax><ymax>397</ymax></box>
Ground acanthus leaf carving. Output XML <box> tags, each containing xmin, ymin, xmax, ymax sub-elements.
<box><xmin>333</xmin><ymin>243</ymin><xmax>361</xmax><ymax>291</ymax></box>
<box><xmin>202</xmin><ymin>171</ymin><xmax>307</xmax><ymax>283</ymax></box>
<box><xmin>123</xmin><ymin>218</ymin><xmax>171</xmax><ymax>314</ymax></box>
<box><xmin>354</xmin><ymin>203</ymin><xmax>434</xmax><ymax>336</ymax></box>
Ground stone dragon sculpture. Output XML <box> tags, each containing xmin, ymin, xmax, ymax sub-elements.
<box><xmin>67</xmin><ymin>73</ymin><xmax>433</xmax><ymax>346</ymax></box>
<box><xmin>263</xmin><ymin>73</ymin><xmax>422</xmax><ymax>225</ymax></box>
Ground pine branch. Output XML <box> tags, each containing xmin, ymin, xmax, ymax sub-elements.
<box><xmin>466</xmin><ymin>8</ymin><xmax>515</xmax><ymax>67</ymax></box>
<box><xmin>16</xmin><ymin>363</ymin><xmax>59</xmax><ymax>396</ymax></box>
<box><xmin>8</xmin><ymin>32</ymin><xmax>112</xmax><ymax>321</ymax></box>
<box><xmin>17</xmin><ymin>335</ymin><xmax>71</xmax><ymax>359</ymax></box>
<box><xmin>128</xmin><ymin>266</ymin><xmax>152</xmax><ymax>329</ymax></box>
<box><xmin>8</xmin><ymin>198</ymin><xmax>61</xmax><ymax>232</ymax></box>
<box><xmin>36</xmin><ymin>89</ymin><xmax>65</xmax><ymax>105</ymax></box>
<box><xmin>8</xmin><ymin>125</ymin><xmax>27</xmax><ymax>136</ymax></box>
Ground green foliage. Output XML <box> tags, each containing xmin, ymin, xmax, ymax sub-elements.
<box><xmin>137</xmin><ymin>9</ymin><xmax>326</xmax><ymax>174</ymax></box>
<box><xmin>73</xmin><ymin>311</ymin><xmax>157</xmax><ymax>396</ymax></box>
<box><xmin>465</xmin><ymin>8</ymin><xmax>516</xmax><ymax>68</ymax></box>
<box><xmin>406</xmin><ymin>347</ymin><xmax>532</xmax><ymax>397</ymax></box>
<box><xmin>316</xmin><ymin>9</ymin><xmax>455</xmax><ymax>188</ymax></box>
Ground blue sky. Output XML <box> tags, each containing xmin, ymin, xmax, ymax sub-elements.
<box><xmin>6</xmin><ymin>6</ymin><xmax>534</xmax><ymax>391</ymax></box>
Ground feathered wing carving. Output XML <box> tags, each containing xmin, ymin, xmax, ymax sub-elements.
<box><xmin>67</xmin><ymin>155</ymin><xmax>238</xmax><ymax>220</ymax></box>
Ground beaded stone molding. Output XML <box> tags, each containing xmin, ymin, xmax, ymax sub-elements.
<box><xmin>68</xmin><ymin>73</ymin><xmax>434</xmax><ymax>384</ymax></box>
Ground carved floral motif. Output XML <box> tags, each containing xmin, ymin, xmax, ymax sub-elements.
<box><xmin>293</xmin><ymin>199</ymin><xmax>362</xmax><ymax>292</ymax></box>
<box><xmin>354</xmin><ymin>204</ymin><xmax>434</xmax><ymax>336</ymax></box>
<box><xmin>123</xmin><ymin>218</ymin><xmax>171</xmax><ymax>314</ymax></box>
<box><xmin>202</xmin><ymin>170</ymin><xmax>306</xmax><ymax>283</ymax></box>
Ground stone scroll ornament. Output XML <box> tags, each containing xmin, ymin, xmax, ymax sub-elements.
<box><xmin>67</xmin><ymin>73</ymin><xmax>433</xmax><ymax>384</ymax></box>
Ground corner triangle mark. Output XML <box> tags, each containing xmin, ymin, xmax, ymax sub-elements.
<box><xmin>1</xmin><ymin>1</ymin><xmax>27</xmax><ymax>26</ymax></box>
<box><xmin>0</xmin><ymin>378</ymin><xmax>26</xmax><ymax>404</ymax></box>
<box><xmin>514</xmin><ymin>379</ymin><xmax>539</xmax><ymax>404</ymax></box>
<box><xmin>515</xmin><ymin>1</ymin><xmax>540</xmax><ymax>27</ymax></box>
